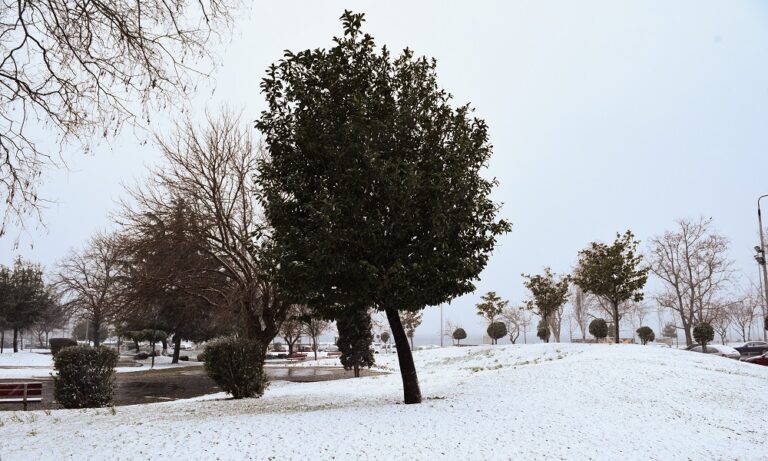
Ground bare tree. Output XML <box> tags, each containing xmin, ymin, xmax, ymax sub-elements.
<box><xmin>711</xmin><ymin>305</ymin><xmax>731</xmax><ymax>345</ymax></box>
<box><xmin>649</xmin><ymin>217</ymin><xmax>733</xmax><ymax>346</ymax></box>
<box><xmin>301</xmin><ymin>312</ymin><xmax>331</xmax><ymax>361</ymax></box>
<box><xmin>730</xmin><ymin>293</ymin><xmax>759</xmax><ymax>342</ymax></box>
<box><xmin>30</xmin><ymin>296</ymin><xmax>68</xmax><ymax>347</ymax></box>
<box><xmin>500</xmin><ymin>306</ymin><xmax>526</xmax><ymax>344</ymax></box>
<box><xmin>0</xmin><ymin>0</ymin><xmax>237</xmax><ymax>233</ymax></box>
<box><xmin>280</xmin><ymin>306</ymin><xmax>303</xmax><ymax>356</ymax></box>
<box><xmin>124</xmin><ymin>112</ymin><xmax>292</xmax><ymax>347</ymax></box>
<box><xmin>56</xmin><ymin>231</ymin><xmax>123</xmax><ymax>346</ymax></box>
<box><xmin>571</xmin><ymin>287</ymin><xmax>594</xmax><ymax>340</ymax></box>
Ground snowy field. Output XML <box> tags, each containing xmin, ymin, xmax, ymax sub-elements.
<box><xmin>1</xmin><ymin>343</ymin><xmax>767</xmax><ymax>460</ymax></box>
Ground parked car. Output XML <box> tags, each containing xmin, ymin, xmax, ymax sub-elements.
<box><xmin>688</xmin><ymin>344</ymin><xmax>741</xmax><ymax>360</ymax></box>
<box><xmin>744</xmin><ymin>352</ymin><xmax>768</xmax><ymax>367</ymax></box>
<box><xmin>733</xmin><ymin>341</ymin><xmax>768</xmax><ymax>358</ymax></box>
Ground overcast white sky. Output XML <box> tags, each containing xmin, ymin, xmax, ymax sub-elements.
<box><xmin>3</xmin><ymin>0</ymin><xmax>768</xmax><ymax>344</ymax></box>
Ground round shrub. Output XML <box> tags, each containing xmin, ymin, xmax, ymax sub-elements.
<box><xmin>380</xmin><ymin>331</ymin><xmax>390</xmax><ymax>343</ymax></box>
<box><xmin>134</xmin><ymin>352</ymin><xmax>149</xmax><ymax>360</ymax></box>
<box><xmin>452</xmin><ymin>328</ymin><xmax>467</xmax><ymax>345</ymax></box>
<box><xmin>49</xmin><ymin>338</ymin><xmax>77</xmax><ymax>356</ymax></box>
<box><xmin>589</xmin><ymin>318</ymin><xmax>608</xmax><ymax>341</ymax></box>
<box><xmin>636</xmin><ymin>326</ymin><xmax>655</xmax><ymax>345</ymax></box>
<box><xmin>53</xmin><ymin>345</ymin><xmax>118</xmax><ymax>408</ymax></box>
<box><xmin>693</xmin><ymin>322</ymin><xmax>714</xmax><ymax>351</ymax></box>
<box><xmin>487</xmin><ymin>322</ymin><xmax>507</xmax><ymax>344</ymax></box>
<box><xmin>179</xmin><ymin>355</ymin><xmax>189</xmax><ymax>361</ymax></box>
<box><xmin>203</xmin><ymin>336</ymin><xmax>269</xmax><ymax>399</ymax></box>
<box><xmin>536</xmin><ymin>319</ymin><xmax>550</xmax><ymax>342</ymax></box>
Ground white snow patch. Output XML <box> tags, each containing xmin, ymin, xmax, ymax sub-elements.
<box><xmin>1</xmin><ymin>344</ymin><xmax>766</xmax><ymax>460</ymax></box>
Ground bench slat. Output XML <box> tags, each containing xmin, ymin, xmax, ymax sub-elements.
<box><xmin>0</xmin><ymin>398</ymin><xmax>43</xmax><ymax>403</ymax></box>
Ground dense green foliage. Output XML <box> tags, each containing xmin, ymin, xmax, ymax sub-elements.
<box><xmin>452</xmin><ymin>328</ymin><xmax>467</xmax><ymax>345</ymax></box>
<box><xmin>589</xmin><ymin>318</ymin><xmax>608</xmax><ymax>340</ymax></box>
<box><xmin>476</xmin><ymin>292</ymin><xmax>509</xmax><ymax>324</ymax></box>
<box><xmin>522</xmin><ymin>268</ymin><xmax>569</xmax><ymax>328</ymax></box>
<box><xmin>203</xmin><ymin>336</ymin><xmax>269</xmax><ymax>399</ymax></box>
<box><xmin>336</xmin><ymin>309</ymin><xmax>375</xmax><ymax>377</ymax></box>
<box><xmin>53</xmin><ymin>346</ymin><xmax>118</xmax><ymax>408</ymax></box>
<box><xmin>380</xmin><ymin>331</ymin><xmax>391</xmax><ymax>344</ymax></box>
<box><xmin>574</xmin><ymin>231</ymin><xmax>649</xmax><ymax>343</ymax></box>
<box><xmin>536</xmin><ymin>319</ymin><xmax>550</xmax><ymax>342</ymax></box>
<box><xmin>49</xmin><ymin>338</ymin><xmax>77</xmax><ymax>355</ymax></box>
<box><xmin>693</xmin><ymin>322</ymin><xmax>714</xmax><ymax>351</ymax></box>
<box><xmin>0</xmin><ymin>259</ymin><xmax>51</xmax><ymax>352</ymax></box>
<box><xmin>255</xmin><ymin>11</ymin><xmax>510</xmax><ymax>404</ymax></box>
<box><xmin>487</xmin><ymin>321</ymin><xmax>507</xmax><ymax>344</ymax></box>
<box><xmin>636</xmin><ymin>326</ymin><xmax>655</xmax><ymax>345</ymax></box>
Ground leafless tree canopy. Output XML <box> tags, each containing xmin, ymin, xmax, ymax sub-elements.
<box><xmin>649</xmin><ymin>217</ymin><xmax>733</xmax><ymax>346</ymax></box>
<box><xmin>55</xmin><ymin>231</ymin><xmax>123</xmax><ymax>346</ymax></box>
<box><xmin>123</xmin><ymin>112</ymin><xmax>291</xmax><ymax>345</ymax></box>
<box><xmin>0</xmin><ymin>0</ymin><xmax>235</xmax><ymax>233</ymax></box>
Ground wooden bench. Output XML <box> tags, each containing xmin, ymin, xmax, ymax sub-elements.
<box><xmin>0</xmin><ymin>382</ymin><xmax>43</xmax><ymax>410</ymax></box>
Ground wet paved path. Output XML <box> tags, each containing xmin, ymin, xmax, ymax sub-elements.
<box><xmin>0</xmin><ymin>365</ymin><xmax>382</xmax><ymax>411</ymax></box>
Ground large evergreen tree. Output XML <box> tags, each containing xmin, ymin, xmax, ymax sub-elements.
<box><xmin>573</xmin><ymin>231</ymin><xmax>649</xmax><ymax>343</ymax></box>
<box><xmin>0</xmin><ymin>259</ymin><xmax>48</xmax><ymax>352</ymax></box>
<box><xmin>336</xmin><ymin>308</ymin><xmax>375</xmax><ymax>378</ymax></box>
<box><xmin>256</xmin><ymin>11</ymin><xmax>510</xmax><ymax>404</ymax></box>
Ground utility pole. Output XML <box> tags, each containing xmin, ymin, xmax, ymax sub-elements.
<box><xmin>757</xmin><ymin>195</ymin><xmax>768</xmax><ymax>341</ymax></box>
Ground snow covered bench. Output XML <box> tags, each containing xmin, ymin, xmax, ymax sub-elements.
<box><xmin>0</xmin><ymin>382</ymin><xmax>43</xmax><ymax>410</ymax></box>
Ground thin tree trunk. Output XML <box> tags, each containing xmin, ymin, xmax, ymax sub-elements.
<box><xmin>1</xmin><ymin>329</ymin><xmax>4</xmax><ymax>353</ymax></box>
<box><xmin>161</xmin><ymin>338</ymin><xmax>168</xmax><ymax>356</ymax></box>
<box><xmin>92</xmin><ymin>321</ymin><xmax>101</xmax><ymax>347</ymax></box>
<box><xmin>312</xmin><ymin>336</ymin><xmax>318</xmax><ymax>361</ymax></box>
<box><xmin>385</xmin><ymin>307</ymin><xmax>422</xmax><ymax>404</ymax></box>
<box><xmin>172</xmin><ymin>334</ymin><xmax>181</xmax><ymax>364</ymax></box>
<box><xmin>612</xmin><ymin>302</ymin><xmax>620</xmax><ymax>344</ymax></box>
<box><xmin>13</xmin><ymin>328</ymin><xmax>19</xmax><ymax>352</ymax></box>
<box><xmin>354</xmin><ymin>362</ymin><xmax>360</xmax><ymax>378</ymax></box>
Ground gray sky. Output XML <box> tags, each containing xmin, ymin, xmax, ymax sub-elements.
<box><xmin>3</xmin><ymin>0</ymin><xmax>768</xmax><ymax>344</ymax></box>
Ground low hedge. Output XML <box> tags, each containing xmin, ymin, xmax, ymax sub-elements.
<box><xmin>53</xmin><ymin>345</ymin><xmax>118</xmax><ymax>408</ymax></box>
<box><xmin>49</xmin><ymin>338</ymin><xmax>77</xmax><ymax>356</ymax></box>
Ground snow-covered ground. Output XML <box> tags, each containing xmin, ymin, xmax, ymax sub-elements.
<box><xmin>1</xmin><ymin>344</ymin><xmax>767</xmax><ymax>460</ymax></box>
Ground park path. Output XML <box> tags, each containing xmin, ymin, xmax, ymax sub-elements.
<box><xmin>0</xmin><ymin>365</ymin><xmax>382</xmax><ymax>411</ymax></box>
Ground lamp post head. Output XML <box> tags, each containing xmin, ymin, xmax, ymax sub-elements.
<box><xmin>757</xmin><ymin>246</ymin><xmax>765</xmax><ymax>255</ymax></box>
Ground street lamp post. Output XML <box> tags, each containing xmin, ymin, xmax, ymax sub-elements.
<box><xmin>757</xmin><ymin>195</ymin><xmax>768</xmax><ymax>341</ymax></box>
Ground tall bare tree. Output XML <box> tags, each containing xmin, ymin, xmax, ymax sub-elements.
<box><xmin>56</xmin><ymin>231</ymin><xmax>123</xmax><ymax>346</ymax></box>
<box><xmin>730</xmin><ymin>292</ymin><xmax>759</xmax><ymax>342</ymax></box>
<box><xmin>571</xmin><ymin>286</ymin><xmax>594</xmax><ymax>340</ymax></box>
<box><xmin>125</xmin><ymin>112</ymin><xmax>291</xmax><ymax>347</ymax></box>
<box><xmin>710</xmin><ymin>305</ymin><xmax>731</xmax><ymax>345</ymax></box>
<box><xmin>0</xmin><ymin>0</ymin><xmax>236</xmax><ymax>232</ymax></box>
<box><xmin>649</xmin><ymin>218</ymin><xmax>733</xmax><ymax>346</ymax></box>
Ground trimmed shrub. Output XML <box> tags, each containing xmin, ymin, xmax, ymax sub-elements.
<box><xmin>452</xmin><ymin>328</ymin><xmax>467</xmax><ymax>345</ymax></box>
<box><xmin>53</xmin><ymin>346</ymin><xmax>118</xmax><ymax>408</ymax></box>
<box><xmin>203</xmin><ymin>336</ymin><xmax>268</xmax><ymax>399</ymax></box>
<box><xmin>636</xmin><ymin>326</ymin><xmax>655</xmax><ymax>345</ymax></box>
<box><xmin>49</xmin><ymin>338</ymin><xmax>77</xmax><ymax>356</ymax></box>
<box><xmin>179</xmin><ymin>355</ymin><xmax>189</xmax><ymax>361</ymax></box>
<box><xmin>693</xmin><ymin>322</ymin><xmax>714</xmax><ymax>351</ymax></box>
<box><xmin>380</xmin><ymin>331</ymin><xmax>390</xmax><ymax>344</ymax></box>
<box><xmin>589</xmin><ymin>318</ymin><xmax>608</xmax><ymax>341</ymax></box>
<box><xmin>536</xmin><ymin>319</ymin><xmax>550</xmax><ymax>342</ymax></box>
<box><xmin>487</xmin><ymin>322</ymin><xmax>507</xmax><ymax>344</ymax></box>
<box><xmin>134</xmin><ymin>352</ymin><xmax>149</xmax><ymax>360</ymax></box>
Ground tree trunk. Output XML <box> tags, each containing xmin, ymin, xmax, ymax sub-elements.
<box><xmin>1</xmin><ymin>329</ymin><xmax>4</xmax><ymax>353</ymax></box>
<box><xmin>612</xmin><ymin>302</ymin><xmax>620</xmax><ymax>344</ymax></box>
<box><xmin>385</xmin><ymin>307</ymin><xmax>422</xmax><ymax>404</ymax></box>
<box><xmin>354</xmin><ymin>362</ymin><xmax>360</xmax><ymax>378</ymax></box>
<box><xmin>13</xmin><ymin>328</ymin><xmax>19</xmax><ymax>352</ymax></box>
<box><xmin>161</xmin><ymin>338</ymin><xmax>168</xmax><ymax>356</ymax></box>
<box><xmin>133</xmin><ymin>338</ymin><xmax>140</xmax><ymax>351</ymax></box>
<box><xmin>92</xmin><ymin>321</ymin><xmax>101</xmax><ymax>347</ymax></box>
<box><xmin>312</xmin><ymin>337</ymin><xmax>318</xmax><ymax>361</ymax></box>
<box><xmin>172</xmin><ymin>334</ymin><xmax>181</xmax><ymax>364</ymax></box>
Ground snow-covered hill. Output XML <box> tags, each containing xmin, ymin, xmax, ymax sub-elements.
<box><xmin>1</xmin><ymin>344</ymin><xmax>766</xmax><ymax>460</ymax></box>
